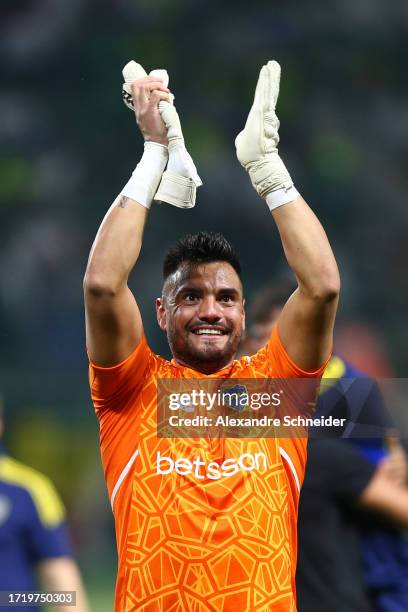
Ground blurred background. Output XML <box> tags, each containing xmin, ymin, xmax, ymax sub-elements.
<box><xmin>0</xmin><ymin>0</ymin><xmax>407</xmax><ymax>608</ymax></box>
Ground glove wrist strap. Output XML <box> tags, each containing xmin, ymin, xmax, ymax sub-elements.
<box><xmin>265</xmin><ymin>184</ymin><xmax>300</xmax><ymax>211</ymax></box>
<box><xmin>166</xmin><ymin>141</ymin><xmax>202</xmax><ymax>188</ymax></box>
<box><xmin>154</xmin><ymin>170</ymin><xmax>197</xmax><ymax>209</ymax></box>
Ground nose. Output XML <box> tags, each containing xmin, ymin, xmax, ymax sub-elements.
<box><xmin>197</xmin><ymin>295</ymin><xmax>222</xmax><ymax>323</ymax></box>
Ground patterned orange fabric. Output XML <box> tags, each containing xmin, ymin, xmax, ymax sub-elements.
<box><xmin>89</xmin><ymin>325</ymin><xmax>326</xmax><ymax>611</ymax></box>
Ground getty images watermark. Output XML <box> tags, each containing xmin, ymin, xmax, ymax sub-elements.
<box><xmin>157</xmin><ymin>378</ymin><xmax>407</xmax><ymax>439</ymax></box>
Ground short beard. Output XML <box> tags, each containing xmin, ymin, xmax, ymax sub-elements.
<box><xmin>167</xmin><ymin>329</ymin><xmax>241</xmax><ymax>374</ymax></box>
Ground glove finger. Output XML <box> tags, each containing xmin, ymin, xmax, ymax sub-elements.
<box><xmin>181</xmin><ymin>149</ymin><xmax>203</xmax><ymax>186</ymax></box>
<box><xmin>253</xmin><ymin>64</ymin><xmax>267</xmax><ymax>109</ymax></box>
<box><xmin>150</xmin><ymin>70</ymin><xmax>174</xmax><ymax>104</ymax></box>
<box><xmin>122</xmin><ymin>60</ymin><xmax>147</xmax><ymax>82</ymax></box>
<box><xmin>159</xmin><ymin>100</ymin><xmax>182</xmax><ymax>132</ymax></box>
<box><xmin>149</xmin><ymin>69</ymin><xmax>169</xmax><ymax>89</ymax></box>
<box><xmin>264</xmin><ymin>60</ymin><xmax>281</xmax><ymax>111</ymax></box>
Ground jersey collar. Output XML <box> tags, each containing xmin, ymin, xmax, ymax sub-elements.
<box><xmin>170</xmin><ymin>358</ymin><xmax>239</xmax><ymax>378</ymax></box>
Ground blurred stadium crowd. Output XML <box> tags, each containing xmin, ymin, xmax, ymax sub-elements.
<box><xmin>0</xmin><ymin>0</ymin><xmax>407</xmax><ymax>609</ymax></box>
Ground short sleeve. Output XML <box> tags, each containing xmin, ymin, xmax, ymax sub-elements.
<box><xmin>88</xmin><ymin>335</ymin><xmax>151</xmax><ymax>415</ymax></box>
<box><xmin>265</xmin><ymin>324</ymin><xmax>330</xmax><ymax>378</ymax></box>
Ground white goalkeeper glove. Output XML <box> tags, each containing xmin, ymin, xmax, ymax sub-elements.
<box><xmin>235</xmin><ymin>60</ymin><xmax>299</xmax><ymax>210</ymax></box>
<box><xmin>120</xmin><ymin>61</ymin><xmax>169</xmax><ymax>209</ymax></box>
<box><xmin>155</xmin><ymin>101</ymin><xmax>202</xmax><ymax>209</ymax></box>
<box><xmin>122</xmin><ymin>60</ymin><xmax>171</xmax><ymax>109</ymax></box>
<box><xmin>122</xmin><ymin>60</ymin><xmax>202</xmax><ymax>209</ymax></box>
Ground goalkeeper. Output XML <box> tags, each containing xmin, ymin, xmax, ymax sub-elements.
<box><xmin>84</xmin><ymin>60</ymin><xmax>340</xmax><ymax>611</ymax></box>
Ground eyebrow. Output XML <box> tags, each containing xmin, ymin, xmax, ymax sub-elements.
<box><xmin>175</xmin><ymin>286</ymin><xmax>241</xmax><ymax>298</ymax></box>
<box><xmin>217</xmin><ymin>288</ymin><xmax>241</xmax><ymax>298</ymax></box>
<box><xmin>175</xmin><ymin>286</ymin><xmax>202</xmax><ymax>298</ymax></box>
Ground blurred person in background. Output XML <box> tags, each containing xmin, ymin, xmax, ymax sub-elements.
<box><xmin>0</xmin><ymin>401</ymin><xmax>89</xmax><ymax>612</ymax></box>
<box><xmin>239</xmin><ymin>281</ymin><xmax>408</xmax><ymax>611</ymax></box>
<box><xmin>296</xmin><ymin>434</ymin><xmax>408</xmax><ymax>612</ymax></box>
<box><xmin>84</xmin><ymin>60</ymin><xmax>340</xmax><ymax>610</ymax></box>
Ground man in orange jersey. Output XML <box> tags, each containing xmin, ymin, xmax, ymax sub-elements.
<box><xmin>84</xmin><ymin>60</ymin><xmax>340</xmax><ymax>611</ymax></box>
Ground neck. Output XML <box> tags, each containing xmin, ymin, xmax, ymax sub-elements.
<box><xmin>174</xmin><ymin>355</ymin><xmax>235</xmax><ymax>374</ymax></box>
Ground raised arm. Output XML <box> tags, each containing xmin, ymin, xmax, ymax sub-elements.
<box><xmin>84</xmin><ymin>73</ymin><xmax>170</xmax><ymax>366</ymax></box>
<box><xmin>271</xmin><ymin>197</ymin><xmax>339</xmax><ymax>371</ymax></box>
<box><xmin>236</xmin><ymin>61</ymin><xmax>339</xmax><ymax>371</ymax></box>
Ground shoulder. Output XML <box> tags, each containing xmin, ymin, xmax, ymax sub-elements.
<box><xmin>232</xmin><ymin>346</ymin><xmax>270</xmax><ymax>377</ymax></box>
<box><xmin>0</xmin><ymin>456</ymin><xmax>65</xmax><ymax>528</ymax></box>
<box><xmin>89</xmin><ymin>335</ymin><xmax>173</xmax><ymax>408</ymax></box>
<box><xmin>235</xmin><ymin>328</ymin><xmax>288</xmax><ymax>376</ymax></box>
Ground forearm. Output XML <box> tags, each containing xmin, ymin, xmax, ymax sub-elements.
<box><xmin>360</xmin><ymin>475</ymin><xmax>408</xmax><ymax>527</ymax></box>
<box><xmin>37</xmin><ymin>557</ymin><xmax>89</xmax><ymax>612</ymax></box>
<box><xmin>272</xmin><ymin>196</ymin><xmax>340</xmax><ymax>300</ymax></box>
<box><xmin>84</xmin><ymin>196</ymin><xmax>148</xmax><ymax>295</ymax></box>
<box><xmin>84</xmin><ymin>141</ymin><xmax>167</xmax><ymax>295</ymax></box>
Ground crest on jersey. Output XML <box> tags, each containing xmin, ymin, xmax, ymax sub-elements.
<box><xmin>220</xmin><ymin>384</ymin><xmax>249</xmax><ymax>411</ymax></box>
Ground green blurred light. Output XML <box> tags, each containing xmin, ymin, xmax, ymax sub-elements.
<box><xmin>0</xmin><ymin>157</ymin><xmax>32</xmax><ymax>204</ymax></box>
<box><xmin>312</xmin><ymin>133</ymin><xmax>360</xmax><ymax>181</ymax></box>
<box><xmin>183</xmin><ymin>119</ymin><xmax>225</xmax><ymax>162</ymax></box>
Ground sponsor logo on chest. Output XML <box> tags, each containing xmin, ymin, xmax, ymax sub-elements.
<box><xmin>156</xmin><ymin>451</ymin><xmax>268</xmax><ymax>480</ymax></box>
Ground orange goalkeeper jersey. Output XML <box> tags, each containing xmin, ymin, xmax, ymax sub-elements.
<box><xmin>89</xmin><ymin>325</ymin><xmax>326</xmax><ymax>611</ymax></box>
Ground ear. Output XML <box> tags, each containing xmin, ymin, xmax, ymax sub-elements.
<box><xmin>156</xmin><ymin>297</ymin><xmax>167</xmax><ymax>331</ymax></box>
<box><xmin>242</xmin><ymin>298</ymin><xmax>246</xmax><ymax>332</ymax></box>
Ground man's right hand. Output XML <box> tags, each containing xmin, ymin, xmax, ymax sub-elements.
<box><xmin>130</xmin><ymin>75</ymin><xmax>172</xmax><ymax>145</ymax></box>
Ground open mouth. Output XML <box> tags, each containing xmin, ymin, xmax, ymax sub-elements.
<box><xmin>190</xmin><ymin>327</ymin><xmax>226</xmax><ymax>337</ymax></box>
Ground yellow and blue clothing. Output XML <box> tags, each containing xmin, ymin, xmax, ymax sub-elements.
<box><xmin>318</xmin><ymin>355</ymin><xmax>392</xmax><ymax>440</ymax></box>
<box><xmin>0</xmin><ymin>444</ymin><xmax>71</xmax><ymax>611</ymax></box>
<box><xmin>317</xmin><ymin>357</ymin><xmax>408</xmax><ymax>612</ymax></box>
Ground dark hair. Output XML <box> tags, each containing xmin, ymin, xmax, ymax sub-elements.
<box><xmin>163</xmin><ymin>231</ymin><xmax>242</xmax><ymax>280</ymax></box>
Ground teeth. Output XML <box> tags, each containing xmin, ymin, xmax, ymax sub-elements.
<box><xmin>195</xmin><ymin>329</ymin><xmax>222</xmax><ymax>335</ymax></box>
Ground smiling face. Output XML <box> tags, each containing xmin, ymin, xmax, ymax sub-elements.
<box><xmin>156</xmin><ymin>261</ymin><xmax>245</xmax><ymax>374</ymax></box>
